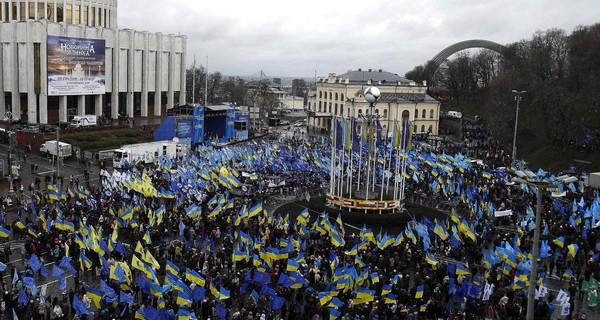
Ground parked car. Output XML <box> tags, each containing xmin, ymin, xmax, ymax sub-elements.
<box><xmin>280</xmin><ymin>120</ymin><xmax>290</xmax><ymax>126</ymax></box>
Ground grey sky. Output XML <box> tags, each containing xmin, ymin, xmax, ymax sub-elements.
<box><xmin>119</xmin><ymin>0</ymin><xmax>598</xmax><ymax>78</ymax></box>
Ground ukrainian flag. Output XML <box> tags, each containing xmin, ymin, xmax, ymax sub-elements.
<box><xmin>185</xmin><ymin>268</ymin><xmax>205</xmax><ymax>287</ymax></box>
<box><xmin>165</xmin><ymin>260</ymin><xmax>179</xmax><ymax>276</ymax></box>
<box><xmin>248</xmin><ymin>203</ymin><xmax>263</xmax><ymax>218</ymax></box>
<box><xmin>15</xmin><ymin>219</ymin><xmax>26</xmax><ymax>230</ymax></box>
<box><xmin>251</xmin><ymin>290</ymin><xmax>259</xmax><ymax>303</ymax></box>
<box><xmin>85</xmin><ymin>286</ymin><xmax>103</xmax><ymax>308</ymax></box>
<box><xmin>553</xmin><ymin>236</ymin><xmax>565</xmax><ymax>248</ymax></box>
<box><xmin>218</xmin><ymin>286</ymin><xmax>230</xmax><ymax>300</ymax></box>
<box><xmin>176</xmin><ymin>290</ymin><xmax>191</xmax><ymax>306</ymax></box>
<box><xmin>297</xmin><ymin>208</ymin><xmax>310</xmax><ymax>225</ymax></box>
<box><xmin>568</xmin><ymin>244</ymin><xmax>578</xmax><ymax>257</ymax></box>
<box><xmin>0</xmin><ymin>226</ymin><xmax>10</xmax><ymax>238</ymax></box>
<box><xmin>143</xmin><ymin>230</ymin><xmax>152</xmax><ymax>244</ymax></box>
<box><xmin>80</xmin><ymin>252</ymin><xmax>93</xmax><ymax>270</ymax></box>
<box><xmin>286</xmin><ymin>259</ymin><xmax>299</xmax><ymax>272</ymax></box>
<box><xmin>415</xmin><ymin>285</ymin><xmax>424</xmax><ymax>298</ymax></box>
<box><xmin>456</xmin><ymin>264</ymin><xmax>471</xmax><ymax>275</ymax></box>
<box><xmin>425</xmin><ymin>252</ymin><xmax>438</xmax><ymax>266</ymax></box>
<box><xmin>177</xmin><ymin>309</ymin><xmax>194</xmax><ymax>320</ymax></box>
<box><xmin>385</xmin><ymin>293</ymin><xmax>398</xmax><ymax>304</ymax></box>
<box><xmin>232</xmin><ymin>250</ymin><xmax>247</xmax><ymax>262</ymax></box>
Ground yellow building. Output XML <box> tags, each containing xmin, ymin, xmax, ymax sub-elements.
<box><xmin>307</xmin><ymin>69</ymin><xmax>440</xmax><ymax>134</ymax></box>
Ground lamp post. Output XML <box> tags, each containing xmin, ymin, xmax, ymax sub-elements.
<box><xmin>511</xmin><ymin>177</ymin><xmax>554</xmax><ymax>320</ymax></box>
<box><xmin>511</xmin><ymin>90</ymin><xmax>526</xmax><ymax>163</ymax></box>
<box><xmin>363</xmin><ymin>86</ymin><xmax>380</xmax><ymax>202</ymax></box>
<box><xmin>4</xmin><ymin>111</ymin><xmax>14</xmax><ymax>196</ymax></box>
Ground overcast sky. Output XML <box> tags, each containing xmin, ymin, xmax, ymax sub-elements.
<box><xmin>119</xmin><ymin>0</ymin><xmax>598</xmax><ymax>78</ymax></box>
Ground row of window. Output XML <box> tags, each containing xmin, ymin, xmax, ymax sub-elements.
<box><xmin>2</xmin><ymin>3</ymin><xmax>111</xmax><ymax>27</ymax></box>
<box><xmin>309</xmin><ymin>101</ymin><xmax>436</xmax><ymax>119</ymax></box>
<box><xmin>311</xmin><ymin>118</ymin><xmax>434</xmax><ymax>133</ymax></box>
<box><xmin>318</xmin><ymin>91</ymin><xmax>344</xmax><ymax>101</ymax></box>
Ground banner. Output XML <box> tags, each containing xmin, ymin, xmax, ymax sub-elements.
<box><xmin>47</xmin><ymin>36</ymin><xmax>106</xmax><ymax>96</ymax></box>
<box><xmin>494</xmin><ymin>210</ymin><xmax>512</xmax><ymax>217</ymax></box>
<box><xmin>177</xmin><ymin>120</ymin><xmax>193</xmax><ymax>139</ymax></box>
<box><xmin>192</xmin><ymin>106</ymin><xmax>205</xmax><ymax>145</ymax></box>
<box><xmin>226</xmin><ymin>106</ymin><xmax>236</xmax><ymax>140</ymax></box>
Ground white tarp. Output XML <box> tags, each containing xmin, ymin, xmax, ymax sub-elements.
<box><xmin>494</xmin><ymin>210</ymin><xmax>512</xmax><ymax>217</ymax></box>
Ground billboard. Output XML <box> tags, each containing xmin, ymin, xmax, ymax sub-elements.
<box><xmin>193</xmin><ymin>106</ymin><xmax>205</xmax><ymax>145</ymax></box>
<box><xmin>47</xmin><ymin>36</ymin><xmax>106</xmax><ymax>96</ymax></box>
<box><xmin>177</xmin><ymin>119</ymin><xmax>193</xmax><ymax>139</ymax></box>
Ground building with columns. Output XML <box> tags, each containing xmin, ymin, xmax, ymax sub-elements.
<box><xmin>0</xmin><ymin>0</ymin><xmax>187</xmax><ymax>124</ymax></box>
<box><xmin>307</xmin><ymin>69</ymin><xmax>440</xmax><ymax>135</ymax></box>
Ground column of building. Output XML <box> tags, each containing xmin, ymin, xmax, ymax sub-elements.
<box><xmin>155</xmin><ymin>33</ymin><xmax>162</xmax><ymax>117</ymax></box>
<box><xmin>140</xmin><ymin>32</ymin><xmax>149</xmax><ymax>117</ymax></box>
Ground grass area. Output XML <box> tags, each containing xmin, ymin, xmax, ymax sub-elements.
<box><xmin>60</xmin><ymin>129</ymin><xmax>154</xmax><ymax>152</ymax></box>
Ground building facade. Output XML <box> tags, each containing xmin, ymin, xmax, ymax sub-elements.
<box><xmin>0</xmin><ymin>0</ymin><xmax>187</xmax><ymax>124</ymax></box>
<box><xmin>307</xmin><ymin>69</ymin><xmax>440</xmax><ymax>134</ymax></box>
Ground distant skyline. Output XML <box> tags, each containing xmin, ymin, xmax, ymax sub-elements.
<box><xmin>119</xmin><ymin>0</ymin><xmax>598</xmax><ymax>78</ymax></box>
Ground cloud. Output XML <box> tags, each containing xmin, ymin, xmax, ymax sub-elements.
<box><xmin>117</xmin><ymin>0</ymin><xmax>600</xmax><ymax>78</ymax></box>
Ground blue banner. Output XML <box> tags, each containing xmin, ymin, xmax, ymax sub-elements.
<box><xmin>177</xmin><ymin>119</ymin><xmax>193</xmax><ymax>139</ymax></box>
<box><xmin>226</xmin><ymin>106</ymin><xmax>236</xmax><ymax>140</ymax></box>
<box><xmin>193</xmin><ymin>106</ymin><xmax>205</xmax><ymax>145</ymax></box>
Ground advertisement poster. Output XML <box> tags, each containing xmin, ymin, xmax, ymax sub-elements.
<box><xmin>47</xmin><ymin>36</ymin><xmax>106</xmax><ymax>96</ymax></box>
<box><xmin>177</xmin><ymin>119</ymin><xmax>193</xmax><ymax>138</ymax></box>
<box><xmin>193</xmin><ymin>106</ymin><xmax>205</xmax><ymax>145</ymax></box>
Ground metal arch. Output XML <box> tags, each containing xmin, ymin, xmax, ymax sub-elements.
<box><xmin>426</xmin><ymin>39</ymin><xmax>507</xmax><ymax>75</ymax></box>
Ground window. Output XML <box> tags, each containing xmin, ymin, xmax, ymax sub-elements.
<box><xmin>375</xmin><ymin>109</ymin><xmax>379</xmax><ymax>115</ymax></box>
<box><xmin>422</xmin><ymin>109</ymin><xmax>426</xmax><ymax>119</ymax></box>
<box><xmin>430</xmin><ymin>109</ymin><xmax>434</xmax><ymax>119</ymax></box>
<box><xmin>347</xmin><ymin>108</ymin><xmax>350</xmax><ymax>116</ymax></box>
<box><xmin>415</xmin><ymin>109</ymin><xmax>419</xmax><ymax>118</ymax></box>
<box><xmin>74</xmin><ymin>4</ymin><xmax>80</xmax><ymax>24</ymax></box>
<box><xmin>29</xmin><ymin>3</ymin><xmax>35</xmax><ymax>19</ymax></box>
<box><xmin>402</xmin><ymin>110</ymin><xmax>409</xmax><ymax>119</ymax></box>
<box><xmin>328</xmin><ymin>102</ymin><xmax>332</xmax><ymax>113</ymax></box>
<box><xmin>341</xmin><ymin>94</ymin><xmax>345</xmax><ymax>101</ymax></box>
<box><xmin>66</xmin><ymin>4</ymin><xmax>72</xmax><ymax>24</ymax></box>
<box><xmin>358</xmin><ymin>109</ymin><xmax>362</xmax><ymax>115</ymax></box>
<box><xmin>83</xmin><ymin>6</ymin><xmax>88</xmax><ymax>25</ymax></box>
<box><xmin>334</xmin><ymin>93</ymin><xmax>338</xmax><ymax>100</ymax></box>
<box><xmin>428</xmin><ymin>125</ymin><xmax>433</xmax><ymax>133</ymax></box>
<box><xmin>421</xmin><ymin>125</ymin><xmax>425</xmax><ymax>132</ymax></box>
<box><xmin>319</xmin><ymin>91</ymin><xmax>322</xmax><ymax>98</ymax></box>
<box><xmin>413</xmin><ymin>125</ymin><xmax>417</xmax><ymax>132</ymax></box>
<box><xmin>383</xmin><ymin>109</ymin><xmax>388</xmax><ymax>118</ymax></box>
<box><xmin>318</xmin><ymin>101</ymin><xmax>321</xmax><ymax>112</ymax></box>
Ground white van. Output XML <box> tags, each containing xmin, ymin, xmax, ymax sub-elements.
<box><xmin>447</xmin><ymin>111</ymin><xmax>462</xmax><ymax>119</ymax></box>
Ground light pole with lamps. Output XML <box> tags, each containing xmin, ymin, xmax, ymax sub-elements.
<box><xmin>511</xmin><ymin>177</ymin><xmax>555</xmax><ymax>320</ymax></box>
<box><xmin>4</xmin><ymin>111</ymin><xmax>14</xmax><ymax>196</ymax></box>
<box><xmin>511</xmin><ymin>90</ymin><xmax>526</xmax><ymax>163</ymax></box>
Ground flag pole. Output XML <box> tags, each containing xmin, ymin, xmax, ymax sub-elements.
<box><xmin>330</xmin><ymin>116</ymin><xmax>336</xmax><ymax>200</ymax></box>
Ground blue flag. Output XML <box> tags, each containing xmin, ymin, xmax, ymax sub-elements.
<box><xmin>19</xmin><ymin>289</ymin><xmax>29</xmax><ymax>306</ymax></box>
<box><xmin>29</xmin><ymin>254</ymin><xmax>42</xmax><ymax>272</ymax></box>
<box><xmin>269</xmin><ymin>295</ymin><xmax>286</xmax><ymax>311</ymax></box>
<box><xmin>215</xmin><ymin>303</ymin><xmax>227</xmax><ymax>319</ymax></box>
<box><xmin>179</xmin><ymin>220</ymin><xmax>186</xmax><ymax>237</ymax></box>
<box><xmin>73</xmin><ymin>296</ymin><xmax>94</xmax><ymax>315</ymax></box>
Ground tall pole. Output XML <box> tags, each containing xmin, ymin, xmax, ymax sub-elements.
<box><xmin>57</xmin><ymin>126</ymin><xmax>60</xmax><ymax>187</ymax></box>
<box><xmin>511</xmin><ymin>90</ymin><xmax>525</xmax><ymax>164</ymax></box>
<box><xmin>5</xmin><ymin>111</ymin><xmax>14</xmax><ymax>195</ymax></box>
<box><xmin>192</xmin><ymin>55</ymin><xmax>196</xmax><ymax>104</ymax></box>
<box><xmin>526</xmin><ymin>184</ymin><xmax>543</xmax><ymax>320</ymax></box>
<box><xmin>204</xmin><ymin>55</ymin><xmax>208</xmax><ymax>107</ymax></box>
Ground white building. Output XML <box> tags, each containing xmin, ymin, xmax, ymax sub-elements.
<box><xmin>0</xmin><ymin>0</ymin><xmax>187</xmax><ymax>124</ymax></box>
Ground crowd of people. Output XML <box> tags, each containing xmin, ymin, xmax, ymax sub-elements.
<box><xmin>0</xmin><ymin>128</ymin><xmax>597</xmax><ymax>320</ymax></box>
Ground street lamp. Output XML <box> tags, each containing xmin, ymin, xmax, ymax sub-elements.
<box><xmin>511</xmin><ymin>90</ymin><xmax>526</xmax><ymax>163</ymax></box>
<box><xmin>363</xmin><ymin>86</ymin><xmax>381</xmax><ymax>201</ymax></box>
<box><xmin>511</xmin><ymin>177</ymin><xmax>555</xmax><ymax>320</ymax></box>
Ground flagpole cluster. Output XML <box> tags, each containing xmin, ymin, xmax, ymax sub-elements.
<box><xmin>327</xmin><ymin>86</ymin><xmax>411</xmax><ymax>214</ymax></box>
